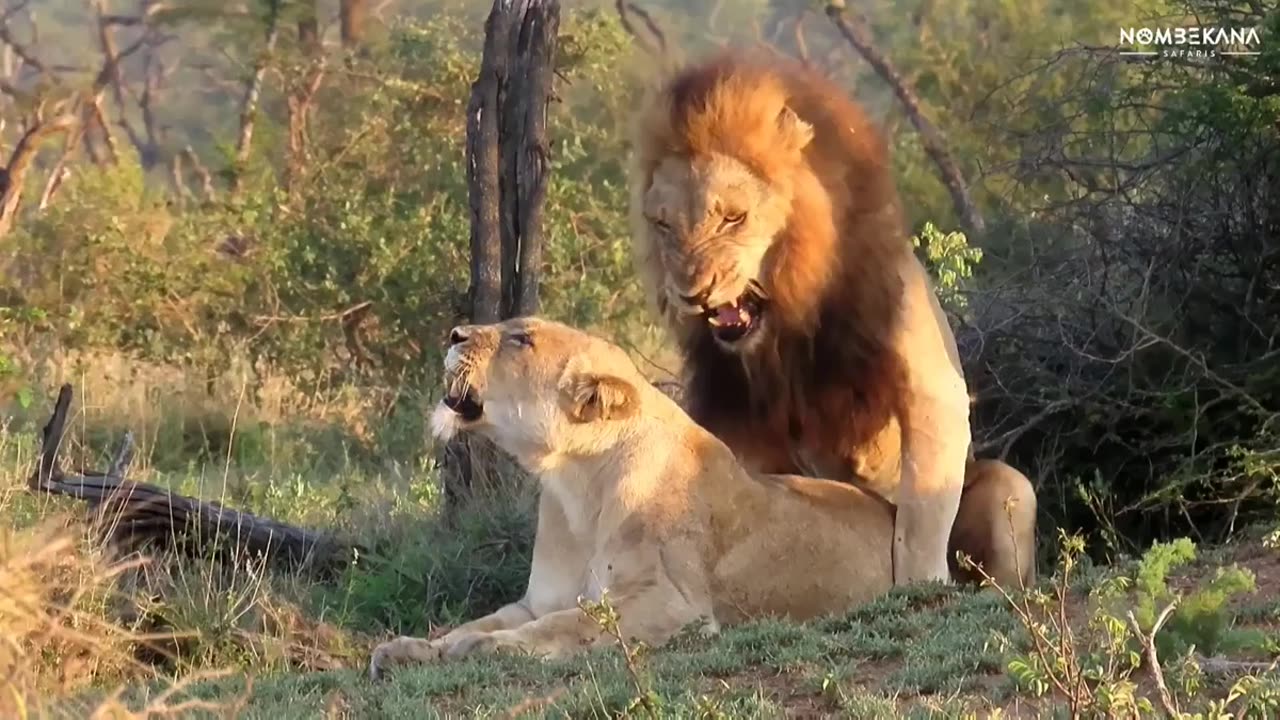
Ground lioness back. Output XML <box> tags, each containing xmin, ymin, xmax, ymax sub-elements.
<box><xmin>708</xmin><ymin>470</ymin><xmax>894</xmax><ymax>623</ymax></box>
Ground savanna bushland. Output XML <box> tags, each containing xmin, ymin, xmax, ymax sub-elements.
<box><xmin>1</xmin><ymin>0</ymin><xmax>1278</xmax><ymax>717</ymax></box>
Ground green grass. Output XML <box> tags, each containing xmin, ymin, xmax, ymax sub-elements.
<box><xmin>3</xmin><ymin>374</ymin><xmax>1279</xmax><ymax>719</ymax></box>
<box><xmin>54</xmin><ymin>584</ymin><xmax>1021</xmax><ymax>719</ymax></box>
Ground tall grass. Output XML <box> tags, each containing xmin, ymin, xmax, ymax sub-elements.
<box><xmin>0</xmin><ymin>345</ymin><xmax>544</xmax><ymax>712</ymax></box>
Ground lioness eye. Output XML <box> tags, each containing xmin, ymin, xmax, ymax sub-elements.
<box><xmin>650</xmin><ymin>217</ymin><xmax>670</xmax><ymax>232</ymax></box>
<box><xmin>723</xmin><ymin>211</ymin><xmax>747</xmax><ymax>227</ymax></box>
<box><xmin>506</xmin><ymin>332</ymin><xmax>533</xmax><ymax>348</ymax></box>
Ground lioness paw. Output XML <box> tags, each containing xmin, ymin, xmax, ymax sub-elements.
<box><xmin>367</xmin><ymin>636</ymin><xmax>445</xmax><ymax>681</ymax></box>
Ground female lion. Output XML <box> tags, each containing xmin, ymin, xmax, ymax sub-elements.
<box><xmin>369</xmin><ymin>317</ymin><xmax>1020</xmax><ymax>678</ymax></box>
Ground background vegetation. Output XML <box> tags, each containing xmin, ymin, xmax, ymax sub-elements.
<box><xmin>0</xmin><ymin>0</ymin><xmax>1277</xmax><ymax>716</ymax></box>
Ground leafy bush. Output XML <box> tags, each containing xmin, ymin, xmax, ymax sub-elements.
<box><xmin>993</xmin><ymin>533</ymin><xmax>1271</xmax><ymax>718</ymax></box>
<box><xmin>911</xmin><ymin>222</ymin><xmax>983</xmax><ymax>315</ymax></box>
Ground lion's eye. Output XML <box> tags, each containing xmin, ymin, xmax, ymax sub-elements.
<box><xmin>722</xmin><ymin>211</ymin><xmax>747</xmax><ymax>227</ymax></box>
<box><xmin>650</xmin><ymin>217</ymin><xmax>671</xmax><ymax>233</ymax></box>
<box><xmin>505</xmin><ymin>332</ymin><xmax>533</xmax><ymax>349</ymax></box>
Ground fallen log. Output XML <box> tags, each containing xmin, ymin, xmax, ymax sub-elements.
<box><xmin>29</xmin><ymin>384</ymin><xmax>363</xmax><ymax>576</ymax></box>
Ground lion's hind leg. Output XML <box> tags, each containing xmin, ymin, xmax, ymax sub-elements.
<box><xmin>948</xmin><ymin>459</ymin><xmax>1038</xmax><ymax>590</ymax></box>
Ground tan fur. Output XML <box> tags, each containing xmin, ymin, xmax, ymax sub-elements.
<box><xmin>949</xmin><ymin>460</ymin><xmax>1038</xmax><ymax>587</ymax></box>
<box><xmin>628</xmin><ymin>50</ymin><xmax>1037</xmax><ymax>586</ymax></box>
<box><xmin>369</xmin><ymin>317</ymin><xmax>896</xmax><ymax>678</ymax></box>
<box><xmin>368</xmin><ymin>319</ymin><xmax>1039</xmax><ymax>678</ymax></box>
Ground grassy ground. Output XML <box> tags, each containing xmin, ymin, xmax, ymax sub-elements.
<box><xmin>64</xmin><ymin>585</ymin><xmax>1024</xmax><ymax>719</ymax></box>
<box><xmin>2</xmin><ymin>365</ymin><xmax>1278</xmax><ymax>719</ymax></box>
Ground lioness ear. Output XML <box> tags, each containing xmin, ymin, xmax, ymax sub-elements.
<box><xmin>777</xmin><ymin>106</ymin><xmax>814</xmax><ymax>151</ymax></box>
<box><xmin>561</xmin><ymin>374</ymin><xmax>639</xmax><ymax>423</ymax></box>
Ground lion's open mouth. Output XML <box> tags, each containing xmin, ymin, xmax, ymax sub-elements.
<box><xmin>442</xmin><ymin>373</ymin><xmax>484</xmax><ymax>422</ymax></box>
<box><xmin>704</xmin><ymin>286</ymin><xmax>765</xmax><ymax>345</ymax></box>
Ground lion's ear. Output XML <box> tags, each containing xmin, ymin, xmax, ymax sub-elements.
<box><xmin>560</xmin><ymin>374</ymin><xmax>639</xmax><ymax>423</ymax></box>
<box><xmin>777</xmin><ymin>106</ymin><xmax>814</xmax><ymax>152</ymax></box>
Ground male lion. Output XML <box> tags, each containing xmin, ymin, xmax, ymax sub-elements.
<box><xmin>370</xmin><ymin>317</ymin><xmax>903</xmax><ymax>678</ymax></box>
<box><xmin>629</xmin><ymin>50</ymin><xmax>1037</xmax><ymax>587</ymax></box>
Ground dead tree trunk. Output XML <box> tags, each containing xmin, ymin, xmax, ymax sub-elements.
<box><xmin>28</xmin><ymin>385</ymin><xmax>362</xmax><ymax>575</ymax></box>
<box><xmin>467</xmin><ymin>0</ymin><xmax>559</xmax><ymax>324</ymax></box>
<box><xmin>465</xmin><ymin>5</ymin><xmax>508</xmax><ymax>325</ymax></box>
<box><xmin>442</xmin><ymin>0</ymin><xmax>560</xmax><ymax>523</ymax></box>
<box><xmin>826</xmin><ymin>4</ymin><xmax>986</xmax><ymax>236</ymax></box>
<box><xmin>499</xmin><ymin>0</ymin><xmax>557</xmax><ymax>317</ymax></box>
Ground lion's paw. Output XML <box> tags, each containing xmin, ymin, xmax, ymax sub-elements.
<box><xmin>368</xmin><ymin>636</ymin><xmax>446</xmax><ymax>681</ymax></box>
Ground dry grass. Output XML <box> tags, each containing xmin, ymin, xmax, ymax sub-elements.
<box><xmin>0</xmin><ymin>518</ymin><xmax>255</xmax><ymax>719</ymax></box>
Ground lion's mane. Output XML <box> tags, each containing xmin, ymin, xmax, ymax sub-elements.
<box><xmin>631</xmin><ymin>51</ymin><xmax>915</xmax><ymax>468</ymax></box>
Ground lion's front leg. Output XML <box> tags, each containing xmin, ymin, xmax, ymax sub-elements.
<box><xmin>374</xmin><ymin>606</ymin><xmax>632</xmax><ymax>669</ymax></box>
<box><xmin>373</xmin><ymin>584</ymin><xmax>710</xmax><ymax>672</ymax></box>
<box><xmin>894</xmin><ymin>390</ymin><xmax>970</xmax><ymax>585</ymax></box>
<box><xmin>443</xmin><ymin>607</ymin><xmax>608</xmax><ymax>660</ymax></box>
<box><xmin>449</xmin><ymin>584</ymin><xmax>711</xmax><ymax>661</ymax></box>
<box><xmin>890</xmin><ymin>260</ymin><xmax>974</xmax><ymax>586</ymax></box>
<box><xmin>368</xmin><ymin>601</ymin><xmax>535</xmax><ymax>679</ymax></box>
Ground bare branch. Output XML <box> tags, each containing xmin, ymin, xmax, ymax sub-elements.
<box><xmin>1127</xmin><ymin>602</ymin><xmax>1180</xmax><ymax>718</ymax></box>
<box><xmin>614</xmin><ymin>0</ymin><xmax>668</xmax><ymax>59</ymax></box>
<box><xmin>182</xmin><ymin>145</ymin><xmax>215</xmax><ymax>201</ymax></box>
<box><xmin>285</xmin><ymin>5</ymin><xmax>326</xmax><ymax>196</ymax></box>
<box><xmin>971</xmin><ymin>399</ymin><xmax>1072</xmax><ymax>460</ymax></box>
<box><xmin>792</xmin><ymin>12</ymin><xmax>811</xmax><ymax>67</ymax></box>
<box><xmin>35</xmin><ymin>127</ymin><xmax>77</xmax><ymax>211</ymax></box>
<box><xmin>170</xmin><ymin>150</ymin><xmax>190</xmax><ymax>200</ymax></box>
<box><xmin>0</xmin><ymin>108</ymin><xmax>78</xmax><ymax>238</ymax></box>
<box><xmin>826</xmin><ymin>4</ymin><xmax>986</xmax><ymax>235</ymax></box>
<box><xmin>90</xmin><ymin>0</ymin><xmax>156</xmax><ymax>164</ymax></box>
<box><xmin>100</xmin><ymin>2</ymin><xmax>171</xmax><ymax>26</ymax></box>
<box><xmin>231</xmin><ymin>0</ymin><xmax>282</xmax><ymax>195</ymax></box>
<box><xmin>0</xmin><ymin>5</ymin><xmax>43</xmax><ymax>74</ymax></box>
<box><xmin>86</xmin><ymin>98</ymin><xmax>119</xmax><ymax>165</ymax></box>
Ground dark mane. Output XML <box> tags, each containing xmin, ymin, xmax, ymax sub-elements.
<box><xmin>658</xmin><ymin>50</ymin><xmax>913</xmax><ymax>471</ymax></box>
<box><xmin>684</xmin><ymin>298</ymin><xmax>907</xmax><ymax>471</ymax></box>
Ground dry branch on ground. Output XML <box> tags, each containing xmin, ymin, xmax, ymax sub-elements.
<box><xmin>28</xmin><ymin>385</ymin><xmax>363</xmax><ymax>576</ymax></box>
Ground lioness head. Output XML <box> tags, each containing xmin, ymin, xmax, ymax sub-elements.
<box><xmin>430</xmin><ymin>317</ymin><xmax>646</xmax><ymax>465</ymax></box>
<box><xmin>633</xmin><ymin>58</ymin><xmax>817</xmax><ymax>353</ymax></box>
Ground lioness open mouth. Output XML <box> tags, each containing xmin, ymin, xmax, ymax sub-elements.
<box><xmin>442</xmin><ymin>374</ymin><xmax>484</xmax><ymax>422</ymax></box>
<box><xmin>704</xmin><ymin>286</ymin><xmax>765</xmax><ymax>345</ymax></box>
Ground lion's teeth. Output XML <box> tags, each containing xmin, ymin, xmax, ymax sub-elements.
<box><xmin>708</xmin><ymin>316</ymin><xmax>725</xmax><ymax>327</ymax></box>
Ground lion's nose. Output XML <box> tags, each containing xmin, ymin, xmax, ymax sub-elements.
<box><xmin>448</xmin><ymin>326</ymin><xmax>471</xmax><ymax>345</ymax></box>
